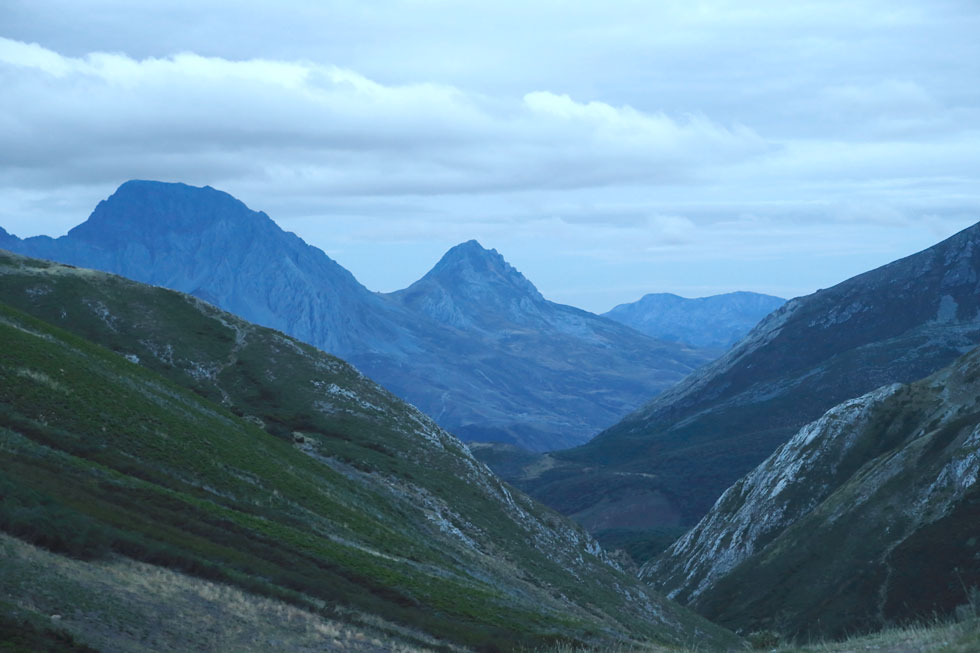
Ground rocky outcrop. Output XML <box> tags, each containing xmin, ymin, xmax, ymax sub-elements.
<box><xmin>643</xmin><ymin>344</ymin><xmax>980</xmax><ymax>638</ymax></box>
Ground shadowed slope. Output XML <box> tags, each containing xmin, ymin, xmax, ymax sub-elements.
<box><xmin>491</xmin><ymin>221</ymin><xmax>980</xmax><ymax>560</ymax></box>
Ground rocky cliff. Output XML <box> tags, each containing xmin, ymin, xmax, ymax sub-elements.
<box><xmin>644</xmin><ymin>345</ymin><xmax>980</xmax><ymax>639</ymax></box>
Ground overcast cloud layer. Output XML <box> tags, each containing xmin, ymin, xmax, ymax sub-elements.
<box><xmin>1</xmin><ymin>1</ymin><xmax>978</xmax><ymax>311</ymax></box>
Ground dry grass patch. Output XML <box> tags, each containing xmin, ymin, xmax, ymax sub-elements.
<box><xmin>0</xmin><ymin>533</ymin><xmax>448</xmax><ymax>652</ymax></box>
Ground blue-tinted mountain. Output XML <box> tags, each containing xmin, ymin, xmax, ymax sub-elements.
<box><xmin>385</xmin><ymin>241</ymin><xmax>712</xmax><ymax>447</ymax></box>
<box><xmin>7</xmin><ymin>180</ymin><xmax>407</xmax><ymax>356</ymax></box>
<box><xmin>490</xmin><ymin>221</ymin><xmax>980</xmax><ymax>560</ymax></box>
<box><xmin>603</xmin><ymin>291</ymin><xmax>785</xmax><ymax>350</ymax></box>
<box><xmin>1</xmin><ymin>180</ymin><xmax>713</xmax><ymax>451</ymax></box>
<box><xmin>645</xmin><ymin>344</ymin><xmax>980</xmax><ymax>639</ymax></box>
<box><xmin>391</xmin><ymin>240</ymin><xmax>548</xmax><ymax>332</ymax></box>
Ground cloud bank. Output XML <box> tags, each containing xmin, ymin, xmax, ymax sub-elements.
<box><xmin>0</xmin><ymin>37</ymin><xmax>768</xmax><ymax>198</ymax></box>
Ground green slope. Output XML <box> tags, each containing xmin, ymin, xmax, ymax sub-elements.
<box><xmin>0</xmin><ymin>250</ymin><xmax>737</xmax><ymax>651</ymax></box>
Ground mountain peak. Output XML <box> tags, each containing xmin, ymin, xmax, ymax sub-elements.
<box><xmin>388</xmin><ymin>241</ymin><xmax>547</xmax><ymax>331</ymax></box>
<box><xmin>603</xmin><ymin>291</ymin><xmax>786</xmax><ymax>349</ymax></box>
<box><xmin>434</xmin><ymin>239</ymin><xmax>504</xmax><ymax>268</ymax></box>
<box><xmin>67</xmin><ymin>180</ymin><xmax>264</xmax><ymax>246</ymax></box>
<box><xmin>423</xmin><ymin>240</ymin><xmax>544</xmax><ymax>302</ymax></box>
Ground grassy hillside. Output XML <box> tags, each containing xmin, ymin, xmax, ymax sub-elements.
<box><xmin>0</xmin><ymin>250</ymin><xmax>737</xmax><ymax>651</ymax></box>
<box><xmin>538</xmin><ymin>615</ymin><xmax>980</xmax><ymax>652</ymax></box>
<box><xmin>0</xmin><ymin>533</ymin><xmax>438</xmax><ymax>652</ymax></box>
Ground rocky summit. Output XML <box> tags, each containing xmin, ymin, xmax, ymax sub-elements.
<box><xmin>390</xmin><ymin>239</ymin><xmax>548</xmax><ymax>332</ymax></box>
<box><xmin>491</xmin><ymin>221</ymin><xmax>980</xmax><ymax>560</ymax></box>
<box><xmin>645</xmin><ymin>343</ymin><xmax>980</xmax><ymax>639</ymax></box>
<box><xmin>0</xmin><ymin>180</ymin><xmax>713</xmax><ymax>451</ymax></box>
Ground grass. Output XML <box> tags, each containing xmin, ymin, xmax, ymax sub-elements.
<box><xmin>755</xmin><ymin>617</ymin><xmax>980</xmax><ymax>653</ymax></box>
<box><xmin>528</xmin><ymin>618</ymin><xmax>980</xmax><ymax>653</ymax></box>
<box><xmin>0</xmin><ymin>533</ymin><xmax>444</xmax><ymax>652</ymax></box>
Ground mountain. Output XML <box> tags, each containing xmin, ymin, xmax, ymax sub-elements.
<box><xmin>385</xmin><ymin>240</ymin><xmax>710</xmax><ymax>446</ymax></box>
<box><xmin>0</xmin><ymin>180</ymin><xmax>713</xmax><ymax>451</ymax></box>
<box><xmin>0</xmin><ymin>250</ymin><xmax>738</xmax><ymax>651</ymax></box>
<box><xmin>390</xmin><ymin>239</ymin><xmax>548</xmax><ymax>332</ymax></box>
<box><xmin>488</xmin><ymin>221</ymin><xmax>980</xmax><ymax>561</ymax></box>
<box><xmin>5</xmin><ymin>180</ymin><xmax>400</xmax><ymax>356</ymax></box>
<box><xmin>644</xmin><ymin>344</ymin><xmax>980</xmax><ymax>639</ymax></box>
<box><xmin>603</xmin><ymin>291</ymin><xmax>785</xmax><ymax>350</ymax></box>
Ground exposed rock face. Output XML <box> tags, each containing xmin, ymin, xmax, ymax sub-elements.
<box><xmin>1</xmin><ymin>180</ymin><xmax>712</xmax><ymax>451</ymax></box>
<box><xmin>490</xmin><ymin>221</ymin><xmax>980</xmax><ymax>557</ymax></box>
<box><xmin>603</xmin><ymin>291</ymin><xmax>785</xmax><ymax>350</ymax></box>
<box><xmin>644</xmin><ymin>345</ymin><xmax>980</xmax><ymax>639</ymax></box>
<box><xmin>642</xmin><ymin>383</ymin><xmax>906</xmax><ymax>600</ymax></box>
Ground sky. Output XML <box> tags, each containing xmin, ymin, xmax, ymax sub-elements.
<box><xmin>1</xmin><ymin>1</ymin><xmax>978</xmax><ymax>313</ymax></box>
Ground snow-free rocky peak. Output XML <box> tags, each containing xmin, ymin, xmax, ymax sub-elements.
<box><xmin>66</xmin><ymin>180</ymin><xmax>268</xmax><ymax>245</ymax></box>
<box><xmin>427</xmin><ymin>239</ymin><xmax>543</xmax><ymax>302</ymax></box>
<box><xmin>390</xmin><ymin>239</ymin><xmax>547</xmax><ymax>331</ymax></box>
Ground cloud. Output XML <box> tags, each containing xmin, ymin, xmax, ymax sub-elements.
<box><xmin>0</xmin><ymin>37</ymin><xmax>768</xmax><ymax>202</ymax></box>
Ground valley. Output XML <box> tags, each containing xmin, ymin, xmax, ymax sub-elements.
<box><xmin>487</xmin><ymin>222</ymin><xmax>980</xmax><ymax>563</ymax></box>
<box><xmin>3</xmin><ymin>4</ymin><xmax>978</xmax><ymax>650</ymax></box>
<box><xmin>2</xmin><ymin>185</ymin><xmax>979</xmax><ymax>651</ymax></box>
<box><xmin>0</xmin><ymin>249</ymin><xmax>736</xmax><ymax>651</ymax></box>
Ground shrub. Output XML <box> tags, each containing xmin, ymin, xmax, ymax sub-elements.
<box><xmin>747</xmin><ymin>629</ymin><xmax>781</xmax><ymax>649</ymax></box>
<box><xmin>0</xmin><ymin>479</ymin><xmax>110</xmax><ymax>560</ymax></box>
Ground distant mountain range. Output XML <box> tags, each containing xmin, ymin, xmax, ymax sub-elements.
<box><xmin>603</xmin><ymin>291</ymin><xmax>785</xmax><ymax>350</ymax></box>
<box><xmin>485</xmin><ymin>221</ymin><xmax>980</xmax><ymax>560</ymax></box>
<box><xmin>645</xmin><ymin>343</ymin><xmax>980</xmax><ymax>639</ymax></box>
<box><xmin>0</xmin><ymin>180</ymin><xmax>713</xmax><ymax>451</ymax></box>
<box><xmin>0</xmin><ymin>249</ymin><xmax>736</xmax><ymax>650</ymax></box>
